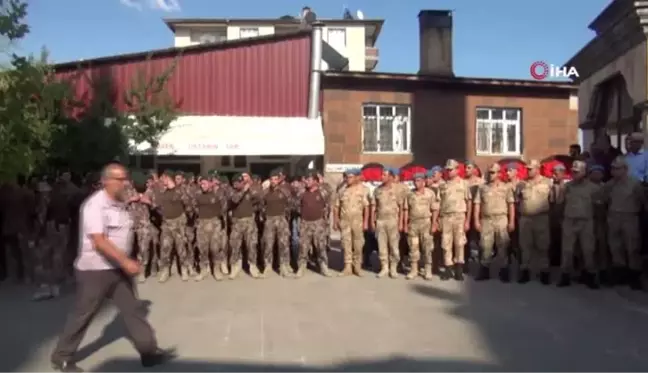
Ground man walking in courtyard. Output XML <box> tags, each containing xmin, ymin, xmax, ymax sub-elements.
<box><xmin>50</xmin><ymin>162</ymin><xmax>175</xmax><ymax>372</ymax></box>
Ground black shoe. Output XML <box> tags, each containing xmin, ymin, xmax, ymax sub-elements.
<box><xmin>440</xmin><ymin>266</ymin><xmax>452</xmax><ymax>281</ymax></box>
<box><xmin>475</xmin><ymin>265</ymin><xmax>490</xmax><ymax>281</ymax></box>
<box><xmin>599</xmin><ymin>270</ymin><xmax>611</xmax><ymax>287</ymax></box>
<box><xmin>629</xmin><ymin>270</ymin><xmax>643</xmax><ymax>291</ymax></box>
<box><xmin>584</xmin><ymin>272</ymin><xmax>600</xmax><ymax>289</ymax></box>
<box><xmin>141</xmin><ymin>347</ymin><xmax>177</xmax><ymax>368</ymax></box>
<box><xmin>52</xmin><ymin>361</ymin><xmax>83</xmax><ymax>372</ymax></box>
<box><xmin>577</xmin><ymin>271</ymin><xmax>588</xmax><ymax>284</ymax></box>
<box><xmin>454</xmin><ymin>264</ymin><xmax>464</xmax><ymax>281</ymax></box>
<box><xmin>539</xmin><ymin>271</ymin><xmax>551</xmax><ymax>285</ymax></box>
<box><xmin>517</xmin><ymin>269</ymin><xmax>530</xmax><ymax>284</ymax></box>
<box><xmin>499</xmin><ymin>268</ymin><xmax>510</xmax><ymax>283</ymax></box>
<box><xmin>557</xmin><ymin>273</ymin><xmax>571</xmax><ymax>287</ymax></box>
<box><xmin>613</xmin><ymin>267</ymin><xmax>628</xmax><ymax>286</ymax></box>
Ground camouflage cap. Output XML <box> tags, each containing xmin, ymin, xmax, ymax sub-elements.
<box><xmin>185</xmin><ymin>172</ymin><xmax>195</xmax><ymax>178</ymax></box>
<box><xmin>445</xmin><ymin>159</ymin><xmax>459</xmax><ymax>170</ymax></box>
<box><xmin>305</xmin><ymin>170</ymin><xmax>319</xmax><ymax>179</ymax></box>
<box><xmin>269</xmin><ymin>168</ymin><xmax>282</xmax><ymax>177</ymax></box>
<box><xmin>219</xmin><ymin>175</ymin><xmax>230</xmax><ymax>183</ymax></box>
<box><xmin>232</xmin><ymin>173</ymin><xmax>244</xmax><ymax>182</ymax></box>
<box><xmin>162</xmin><ymin>169</ymin><xmax>175</xmax><ymax>177</ymax></box>
<box><xmin>526</xmin><ymin>159</ymin><xmax>540</xmax><ymax>169</ymax></box>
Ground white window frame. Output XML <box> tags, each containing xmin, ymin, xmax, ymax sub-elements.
<box><xmin>475</xmin><ymin>107</ymin><xmax>522</xmax><ymax>156</ymax></box>
<box><xmin>327</xmin><ymin>27</ymin><xmax>347</xmax><ymax>50</ymax></box>
<box><xmin>239</xmin><ymin>27</ymin><xmax>260</xmax><ymax>39</ymax></box>
<box><xmin>361</xmin><ymin>104</ymin><xmax>412</xmax><ymax>154</ymax></box>
<box><xmin>190</xmin><ymin>30</ymin><xmax>226</xmax><ymax>44</ymax></box>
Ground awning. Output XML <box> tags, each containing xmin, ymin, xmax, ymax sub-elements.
<box><xmin>133</xmin><ymin>116</ymin><xmax>325</xmax><ymax>156</ymax></box>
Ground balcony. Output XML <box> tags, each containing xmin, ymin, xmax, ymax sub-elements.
<box><xmin>365</xmin><ymin>46</ymin><xmax>379</xmax><ymax>71</ymax></box>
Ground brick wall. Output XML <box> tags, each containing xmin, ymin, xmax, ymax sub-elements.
<box><xmin>322</xmin><ymin>79</ymin><xmax>578</xmax><ymax>172</ymax></box>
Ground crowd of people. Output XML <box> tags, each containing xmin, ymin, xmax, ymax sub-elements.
<box><xmin>1</xmin><ymin>133</ymin><xmax>647</xmax><ymax>301</ymax></box>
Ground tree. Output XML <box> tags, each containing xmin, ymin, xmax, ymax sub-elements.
<box><xmin>0</xmin><ymin>0</ymin><xmax>72</xmax><ymax>180</ymax></box>
<box><xmin>120</xmin><ymin>54</ymin><xmax>179</xmax><ymax>163</ymax></box>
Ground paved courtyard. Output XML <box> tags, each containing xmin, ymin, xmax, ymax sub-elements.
<box><xmin>3</xmin><ymin>246</ymin><xmax>648</xmax><ymax>372</ymax></box>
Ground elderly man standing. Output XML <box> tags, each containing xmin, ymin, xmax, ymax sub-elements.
<box><xmin>50</xmin><ymin>163</ymin><xmax>174</xmax><ymax>372</ymax></box>
<box><xmin>624</xmin><ymin>132</ymin><xmax>648</xmax><ymax>182</ymax></box>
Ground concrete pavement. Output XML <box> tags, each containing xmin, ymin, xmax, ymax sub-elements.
<box><xmin>3</xmin><ymin>249</ymin><xmax>648</xmax><ymax>371</ymax></box>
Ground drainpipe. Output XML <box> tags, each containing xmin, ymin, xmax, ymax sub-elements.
<box><xmin>307</xmin><ymin>22</ymin><xmax>324</xmax><ymax>119</ymax></box>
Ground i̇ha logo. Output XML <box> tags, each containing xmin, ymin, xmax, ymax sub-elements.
<box><xmin>530</xmin><ymin>61</ymin><xmax>579</xmax><ymax>80</ymax></box>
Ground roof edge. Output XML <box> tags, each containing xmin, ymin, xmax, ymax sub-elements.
<box><xmin>322</xmin><ymin>71</ymin><xmax>578</xmax><ymax>91</ymax></box>
<box><xmin>52</xmin><ymin>30</ymin><xmax>311</xmax><ymax>71</ymax></box>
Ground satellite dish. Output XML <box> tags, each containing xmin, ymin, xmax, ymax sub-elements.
<box><xmin>356</xmin><ymin>10</ymin><xmax>364</xmax><ymax>20</ymax></box>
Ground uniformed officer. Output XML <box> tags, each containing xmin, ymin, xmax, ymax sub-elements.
<box><xmin>438</xmin><ymin>160</ymin><xmax>472</xmax><ymax>281</ymax></box>
<box><xmin>194</xmin><ymin>174</ymin><xmax>228</xmax><ymax>281</ymax></box>
<box><xmin>260</xmin><ymin>169</ymin><xmax>293</xmax><ymax>277</ymax></box>
<box><xmin>333</xmin><ymin>168</ymin><xmax>370</xmax><ymax>276</ymax></box>
<box><xmin>403</xmin><ymin>172</ymin><xmax>439</xmax><ymax>280</ymax></box>
<box><xmin>557</xmin><ymin>160</ymin><xmax>600</xmax><ymax>289</ymax></box>
<box><xmin>228</xmin><ymin>173</ymin><xmax>262</xmax><ymax>279</ymax></box>
<box><xmin>589</xmin><ymin>164</ymin><xmax>609</xmax><ymax>284</ymax></box>
<box><xmin>426</xmin><ymin>166</ymin><xmax>445</xmax><ymax>191</ymax></box>
<box><xmin>370</xmin><ymin>168</ymin><xmax>403</xmax><ymax>278</ymax></box>
<box><xmin>549</xmin><ymin>163</ymin><xmax>567</xmax><ymax>267</ymax></box>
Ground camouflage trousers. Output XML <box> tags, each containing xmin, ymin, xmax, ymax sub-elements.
<box><xmin>340</xmin><ymin>217</ymin><xmax>364</xmax><ymax>266</ymax></box>
<box><xmin>518</xmin><ymin>214</ymin><xmax>550</xmax><ymax>272</ymax></box>
<box><xmin>186</xmin><ymin>220</ymin><xmax>196</xmax><ymax>261</ymax></box>
<box><xmin>134</xmin><ymin>223</ymin><xmax>157</xmax><ymax>269</ymax></box>
<box><xmin>2</xmin><ymin>231</ymin><xmax>30</xmax><ymax>280</ymax></box>
<box><xmin>440</xmin><ymin>213</ymin><xmax>467</xmax><ymax>266</ymax></box>
<box><xmin>229</xmin><ymin>217</ymin><xmax>258</xmax><ymax>264</ymax></box>
<box><xmin>607</xmin><ymin>212</ymin><xmax>641</xmax><ymax>270</ymax></box>
<box><xmin>407</xmin><ymin>218</ymin><xmax>433</xmax><ymax>265</ymax></box>
<box><xmin>159</xmin><ymin>216</ymin><xmax>188</xmax><ymax>268</ymax></box>
<box><xmin>479</xmin><ymin>215</ymin><xmax>510</xmax><ymax>268</ymax></box>
<box><xmin>299</xmin><ymin>219</ymin><xmax>328</xmax><ymax>266</ymax></box>
<box><xmin>376</xmin><ymin>218</ymin><xmax>400</xmax><ymax>264</ymax></box>
<box><xmin>262</xmin><ymin>216</ymin><xmax>290</xmax><ymax>267</ymax></box>
<box><xmin>561</xmin><ymin>218</ymin><xmax>595</xmax><ymax>272</ymax></box>
<box><xmin>33</xmin><ymin>222</ymin><xmax>68</xmax><ymax>284</ymax></box>
<box><xmin>196</xmin><ymin>217</ymin><xmax>226</xmax><ymax>268</ymax></box>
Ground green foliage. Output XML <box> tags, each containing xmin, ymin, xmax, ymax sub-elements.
<box><xmin>120</xmin><ymin>54</ymin><xmax>179</xmax><ymax>152</ymax></box>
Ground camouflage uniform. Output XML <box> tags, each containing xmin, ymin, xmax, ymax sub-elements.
<box><xmin>125</xmin><ymin>186</ymin><xmax>157</xmax><ymax>283</ymax></box>
<box><xmin>517</xmin><ymin>162</ymin><xmax>552</xmax><ymax>284</ymax></box>
<box><xmin>371</xmin><ymin>183</ymin><xmax>402</xmax><ymax>278</ymax></box>
<box><xmin>261</xmin><ymin>184</ymin><xmax>293</xmax><ymax>277</ymax></box>
<box><xmin>438</xmin><ymin>160</ymin><xmax>471</xmax><ymax>280</ymax></box>
<box><xmin>152</xmin><ymin>186</ymin><xmax>194</xmax><ymax>282</ymax></box>
<box><xmin>558</xmin><ymin>162</ymin><xmax>600</xmax><ymax>288</ymax></box>
<box><xmin>549</xmin><ymin>168</ymin><xmax>567</xmax><ymax>266</ymax></box>
<box><xmin>295</xmin><ymin>185</ymin><xmax>331</xmax><ymax>277</ymax></box>
<box><xmin>183</xmin><ymin>182</ymin><xmax>199</xmax><ymax>274</ymax></box>
<box><xmin>335</xmin><ymin>181</ymin><xmax>370</xmax><ymax>276</ymax></box>
<box><xmin>195</xmin><ymin>186</ymin><xmax>228</xmax><ymax>281</ymax></box>
<box><xmin>600</xmin><ymin>162</ymin><xmax>645</xmax><ymax>288</ymax></box>
<box><xmin>229</xmin><ymin>185</ymin><xmax>261</xmax><ymax>279</ymax></box>
<box><xmin>465</xmin><ymin>172</ymin><xmax>484</xmax><ymax>264</ymax></box>
<box><xmin>404</xmin><ymin>183</ymin><xmax>439</xmax><ymax>280</ymax></box>
<box><xmin>1</xmin><ymin>183</ymin><xmax>35</xmax><ymax>282</ymax></box>
<box><xmin>473</xmin><ymin>165</ymin><xmax>514</xmax><ymax>281</ymax></box>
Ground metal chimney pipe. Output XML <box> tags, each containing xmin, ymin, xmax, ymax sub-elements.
<box><xmin>307</xmin><ymin>22</ymin><xmax>323</xmax><ymax>119</ymax></box>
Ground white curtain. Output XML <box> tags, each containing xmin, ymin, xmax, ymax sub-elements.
<box><xmin>327</xmin><ymin>28</ymin><xmax>346</xmax><ymax>54</ymax></box>
<box><xmin>240</xmin><ymin>28</ymin><xmax>259</xmax><ymax>38</ymax></box>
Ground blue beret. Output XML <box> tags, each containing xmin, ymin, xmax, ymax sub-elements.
<box><xmin>431</xmin><ymin>166</ymin><xmax>442</xmax><ymax>173</ymax></box>
<box><xmin>553</xmin><ymin>164</ymin><xmax>565</xmax><ymax>171</ymax></box>
<box><xmin>392</xmin><ymin>168</ymin><xmax>400</xmax><ymax>176</ymax></box>
<box><xmin>506</xmin><ymin>163</ymin><xmax>518</xmax><ymax>170</ymax></box>
<box><xmin>413</xmin><ymin>172</ymin><xmax>426</xmax><ymax>179</ymax></box>
<box><xmin>589</xmin><ymin>164</ymin><xmax>604</xmax><ymax>172</ymax></box>
<box><xmin>425</xmin><ymin>170</ymin><xmax>434</xmax><ymax>177</ymax></box>
<box><xmin>465</xmin><ymin>160</ymin><xmax>476</xmax><ymax>166</ymax></box>
<box><xmin>344</xmin><ymin>168</ymin><xmax>359</xmax><ymax>176</ymax></box>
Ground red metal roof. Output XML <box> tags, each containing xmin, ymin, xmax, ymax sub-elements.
<box><xmin>55</xmin><ymin>32</ymin><xmax>312</xmax><ymax>117</ymax></box>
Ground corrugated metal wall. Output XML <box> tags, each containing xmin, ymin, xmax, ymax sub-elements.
<box><xmin>56</xmin><ymin>35</ymin><xmax>312</xmax><ymax>117</ymax></box>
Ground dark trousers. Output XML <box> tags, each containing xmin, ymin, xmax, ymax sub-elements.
<box><xmin>51</xmin><ymin>269</ymin><xmax>157</xmax><ymax>363</ymax></box>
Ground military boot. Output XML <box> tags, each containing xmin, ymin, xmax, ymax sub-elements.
<box><xmin>405</xmin><ymin>262</ymin><xmax>419</xmax><ymax>280</ymax></box>
<box><xmin>517</xmin><ymin>269</ymin><xmax>530</xmax><ymax>284</ymax></box>
<box><xmin>220</xmin><ymin>261</ymin><xmax>230</xmax><ymax>276</ymax></box>
<box><xmin>137</xmin><ymin>272</ymin><xmax>147</xmax><ymax>283</ymax></box>
<box><xmin>339</xmin><ymin>264</ymin><xmax>353</xmax><ymax>277</ymax></box>
<box><xmin>194</xmin><ymin>266</ymin><xmax>209</xmax><ymax>282</ymax></box>
<box><xmin>280</xmin><ymin>264</ymin><xmax>293</xmax><ymax>277</ymax></box>
<box><xmin>556</xmin><ymin>273</ymin><xmax>571</xmax><ymax>287</ymax></box>
<box><xmin>150</xmin><ymin>261</ymin><xmax>159</xmax><ymax>276</ymax></box>
<box><xmin>213</xmin><ymin>263</ymin><xmax>224</xmax><ymax>281</ymax></box>
<box><xmin>229</xmin><ymin>260</ymin><xmax>242</xmax><ymax>280</ymax></box>
<box><xmin>475</xmin><ymin>265</ymin><xmax>490</xmax><ymax>281</ymax></box>
<box><xmin>629</xmin><ymin>270</ymin><xmax>643</xmax><ymax>290</ymax></box>
<box><xmin>539</xmin><ymin>271</ymin><xmax>551</xmax><ymax>285</ymax></box>
<box><xmin>422</xmin><ymin>264</ymin><xmax>433</xmax><ymax>280</ymax></box>
<box><xmin>180</xmin><ymin>267</ymin><xmax>190</xmax><ymax>282</ymax></box>
<box><xmin>440</xmin><ymin>265</ymin><xmax>452</xmax><ymax>281</ymax></box>
<box><xmin>584</xmin><ymin>271</ymin><xmax>600</xmax><ymax>289</ymax></box>
<box><xmin>295</xmin><ymin>263</ymin><xmax>306</xmax><ymax>278</ymax></box>
<box><xmin>454</xmin><ymin>264</ymin><xmax>464</xmax><ymax>281</ymax></box>
<box><xmin>352</xmin><ymin>262</ymin><xmax>364</xmax><ymax>277</ymax></box>
<box><xmin>320</xmin><ymin>262</ymin><xmax>332</xmax><ymax>277</ymax></box>
<box><xmin>389</xmin><ymin>262</ymin><xmax>399</xmax><ymax>278</ymax></box>
<box><xmin>249</xmin><ymin>265</ymin><xmax>261</xmax><ymax>279</ymax></box>
<box><xmin>188</xmin><ymin>265</ymin><xmax>198</xmax><ymax>278</ymax></box>
<box><xmin>157</xmin><ymin>268</ymin><xmax>170</xmax><ymax>283</ymax></box>
<box><xmin>498</xmin><ymin>267</ymin><xmax>509</xmax><ymax>283</ymax></box>
<box><xmin>376</xmin><ymin>261</ymin><xmax>389</xmax><ymax>278</ymax></box>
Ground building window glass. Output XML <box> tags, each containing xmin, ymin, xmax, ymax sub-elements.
<box><xmin>475</xmin><ymin>107</ymin><xmax>522</xmax><ymax>156</ymax></box>
<box><xmin>190</xmin><ymin>31</ymin><xmax>226</xmax><ymax>44</ymax></box>
<box><xmin>239</xmin><ymin>27</ymin><xmax>259</xmax><ymax>38</ymax></box>
<box><xmin>362</xmin><ymin>104</ymin><xmax>411</xmax><ymax>153</ymax></box>
<box><xmin>327</xmin><ymin>28</ymin><xmax>346</xmax><ymax>52</ymax></box>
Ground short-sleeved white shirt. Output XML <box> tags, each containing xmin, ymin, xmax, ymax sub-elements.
<box><xmin>74</xmin><ymin>190</ymin><xmax>133</xmax><ymax>271</ymax></box>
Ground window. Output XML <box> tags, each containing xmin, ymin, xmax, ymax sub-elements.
<box><xmin>327</xmin><ymin>28</ymin><xmax>346</xmax><ymax>51</ymax></box>
<box><xmin>239</xmin><ymin>27</ymin><xmax>259</xmax><ymax>38</ymax></box>
<box><xmin>475</xmin><ymin>107</ymin><xmax>522</xmax><ymax>156</ymax></box>
<box><xmin>233</xmin><ymin>156</ymin><xmax>247</xmax><ymax>168</ymax></box>
<box><xmin>190</xmin><ymin>30</ymin><xmax>226</xmax><ymax>44</ymax></box>
<box><xmin>362</xmin><ymin>104</ymin><xmax>411</xmax><ymax>153</ymax></box>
